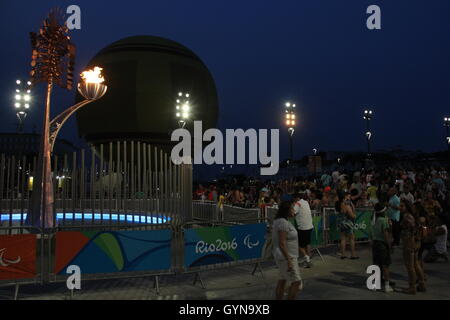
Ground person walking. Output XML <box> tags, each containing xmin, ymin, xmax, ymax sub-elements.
<box><xmin>400</xmin><ymin>200</ymin><xmax>426</xmax><ymax>294</ymax></box>
<box><xmin>293</xmin><ymin>191</ymin><xmax>314</xmax><ymax>268</ymax></box>
<box><xmin>272</xmin><ymin>201</ymin><xmax>303</xmax><ymax>300</ymax></box>
<box><xmin>335</xmin><ymin>191</ymin><xmax>359</xmax><ymax>259</ymax></box>
<box><xmin>387</xmin><ymin>186</ymin><xmax>401</xmax><ymax>247</ymax></box>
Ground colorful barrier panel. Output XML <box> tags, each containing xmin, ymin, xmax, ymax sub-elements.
<box><xmin>184</xmin><ymin>223</ymin><xmax>266</xmax><ymax>268</ymax></box>
<box><xmin>0</xmin><ymin>234</ymin><xmax>37</xmax><ymax>280</ymax></box>
<box><xmin>311</xmin><ymin>215</ymin><xmax>324</xmax><ymax>247</ymax></box>
<box><xmin>54</xmin><ymin>230</ymin><xmax>171</xmax><ymax>275</ymax></box>
<box><xmin>353</xmin><ymin>210</ymin><xmax>373</xmax><ymax>239</ymax></box>
<box><xmin>329</xmin><ymin>209</ymin><xmax>373</xmax><ymax>241</ymax></box>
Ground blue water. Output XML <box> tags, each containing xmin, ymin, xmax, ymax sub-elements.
<box><xmin>0</xmin><ymin>213</ymin><xmax>171</xmax><ymax>224</ymax></box>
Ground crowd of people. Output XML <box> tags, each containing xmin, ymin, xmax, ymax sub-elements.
<box><xmin>194</xmin><ymin>166</ymin><xmax>450</xmax><ymax>214</ymax></box>
<box><xmin>194</xmin><ymin>165</ymin><xmax>450</xmax><ymax>299</ymax></box>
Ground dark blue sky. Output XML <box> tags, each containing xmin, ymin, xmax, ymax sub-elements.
<box><xmin>1</xmin><ymin>0</ymin><xmax>449</xmax><ymax>164</ymax></box>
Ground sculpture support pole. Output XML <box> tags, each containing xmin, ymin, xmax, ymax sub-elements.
<box><xmin>26</xmin><ymin>10</ymin><xmax>106</xmax><ymax>229</ymax></box>
<box><xmin>42</xmin><ymin>80</ymin><xmax>54</xmax><ymax>229</ymax></box>
<box><xmin>49</xmin><ymin>99</ymin><xmax>92</xmax><ymax>152</ymax></box>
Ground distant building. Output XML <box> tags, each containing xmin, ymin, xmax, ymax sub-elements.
<box><xmin>0</xmin><ymin>133</ymin><xmax>78</xmax><ymax>157</ymax></box>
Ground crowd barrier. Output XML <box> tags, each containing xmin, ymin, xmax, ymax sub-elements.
<box><xmin>0</xmin><ymin>204</ymin><xmax>375</xmax><ymax>300</ymax></box>
<box><xmin>0</xmin><ymin>220</ymin><xmax>268</xmax><ymax>299</ymax></box>
<box><xmin>192</xmin><ymin>200</ymin><xmax>218</xmax><ymax>221</ymax></box>
<box><xmin>262</xmin><ymin>206</ymin><xmax>374</xmax><ymax>261</ymax></box>
<box><xmin>0</xmin><ymin>226</ymin><xmax>44</xmax><ymax>300</ymax></box>
<box><xmin>323</xmin><ymin>207</ymin><xmax>374</xmax><ymax>243</ymax></box>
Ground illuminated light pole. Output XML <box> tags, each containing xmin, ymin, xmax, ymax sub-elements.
<box><xmin>175</xmin><ymin>92</ymin><xmax>191</xmax><ymax>128</ymax></box>
<box><xmin>284</xmin><ymin>102</ymin><xmax>296</xmax><ymax>161</ymax></box>
<box><xmin>27</xmin><ymin>9</ymin><xmax>107</xmax><ymax>229</ymax></box>
<box><xmin>14</xmin><ymin>79</ymin><xmax>32</xmax><ymax>133</ymax></box>
<box><xmin>363</xmin><ymin>109</ymin><xmax>374</xmax><ymax>158</ymax></box>
<box><xmin>312</xmin><ymin>148</ymin><xmax>318</xmax><ymax>174</ymax></box>
<box><xmin>444</xmin><ymin>117</ymin><xmax>450</xmax><ymax>159</ymax></box>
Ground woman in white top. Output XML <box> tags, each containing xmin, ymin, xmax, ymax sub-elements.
<box><xmin>272</xmin><ymin>201</ymin><xmax>302</xmax><ymax>300</ymax></box>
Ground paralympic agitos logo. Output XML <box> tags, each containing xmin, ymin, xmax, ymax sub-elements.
<box><xmin>0</xmin><ymin>248</ymin><xmax>21</xmax><ymax>267</ymax></box>
<box><xmin>170</xmin><ymin>121</ymin><xmax>280</xmax><ymax>175</ymax></box>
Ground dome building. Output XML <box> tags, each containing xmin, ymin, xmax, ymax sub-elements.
<box><xmin>76</xmin><ymin>36</ymin><xmax>219</xmax><ymax>149</ymax></box>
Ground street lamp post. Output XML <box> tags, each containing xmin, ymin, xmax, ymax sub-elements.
<box><xmin>312</xmin><ymin>148</ymin><xmax>318</xmax><ymax>174</ymax></box>
<box><xmin>26</xmin><ymin>9</ymin><xmax>107</xmax><ymax>229</ymax></box>
<box><xmin>175</xmin><ymin>92</ymin><xmax>191</xmax><ymax>128</ymax></box>
<box><xmin>363</xmin><ymin>109</ymin><xmax>373</xmax><ymax>158</ymax></box>
<box><xmin>284</xmin><ymin>102</ymin><xmax>296</xmax><ymax>161</ymax></box>
<box><xmin>14</xmin><ymin>80</ymin><xmax>32</xmax><ymax>133</ymax></box>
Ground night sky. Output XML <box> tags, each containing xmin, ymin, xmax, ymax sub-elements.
<box><xmin>1</xmin><ymin>1</ymin><xmax>449</xmax><ymax>172</ymax></box>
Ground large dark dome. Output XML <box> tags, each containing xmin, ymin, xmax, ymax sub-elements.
<box><xmin>76</xmin><ymin>35</ymin><xmax>219</xmax><ymax>147</ymax></box>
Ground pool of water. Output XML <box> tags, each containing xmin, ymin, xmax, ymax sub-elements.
<box><xmin>0</xmin><ymin>212</ymin><xmax>171</xmax><ymax>224</ymax></box>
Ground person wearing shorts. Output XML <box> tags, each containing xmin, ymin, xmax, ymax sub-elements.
<box><xmin>272</xmin><ymin>201</ymin><xmax>302</xmax><ymax>300</ymax></box>
<box><xmin>293</xmin><ymin>192</ymin><xmax>314</xmax><ymax>268</ymax></box>
<box><xmin>335</xmin><ymin>191</ymin><xmax>359</xmax><ymax>259</ymax></box>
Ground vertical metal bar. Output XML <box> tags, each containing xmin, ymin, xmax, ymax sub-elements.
<box><xmin>164</xmin><ymin>152</ymin><xmax>168</xmax><ymax>220</ymax></box>
<box><xmin>181</xmin><ymin>164</ymin><xmax>185</xmax><ymax>223</ymax></box>
<box><xmin>160</xmin><ymin>149</ymin><xmax>163</xmax><ymax>216</ymax></box>
<box><xmin>137</xmin><ymin>141</ymin><xmax>141</xmax><ymax>218</ymax></box>
<box><xmin>71</xmin><ymin>152</ymin><xmax>77</xmax><ymax>225</ymax></box>
<box><xmin>81</xmin><ymin>149</ymin><xmax>85</xmax><ymax>224</ymax></box>
<box><xmin>185</xmin><ymin>164</ymin><xmax>193</xmax><ymax>222</ymax></box>
<box><xmin>176</xmin><ymin>164</ymin><xmax>180</xmax><ymax>222</ymax></box>
<box><xmin>7</xmin><ymin>157</ymin><xmax>12</xmax><ymax>231</ymax></box>
<box><xmin>148</xmin><ymin>145</ymin><xmax>152</xmax><ymax>223</ymax></box>
<box><xmin>117</xmin><ymin>141</ymin><xmax>121</xmax><ymax>214</ymax></box>
<box><xmin>90</xmin><ymin>147</ymin><xmax>95</xmax><ymax>225</ymax></box>
<box><xmin>131</xmin><ymin>141</ymin><xmax>135</xmax><ymax>223</ymax></box>
<box><xmin>154</xmin><ymin>146</ymin><xmax>158</xmax><ymax>220</ymax></box>
<box><xmin>30</xmin><ymin>156</ymin><xmax>37</xmax><ymax>224</ymax></box>
<box><xmin>11</xmin><ymin>156</ymin><xmax>16</xmax><ymax>230</ymax></box>
<box><xmin>109</xmin><ymin>142</ymin><xmax>113</xmax><ymax>224</ymax></box>
<box><xmin>63</xmin><ymin>154</ymin><xmax>68</xmax><ymax>224</ymax></box>
<box><xmin>53</xmin><ymin>155</ymin><xmax>58</xmax><ymax>227</ymax></box>
<box><xmin>123</xmin><ymin>141</ymin><xmax>127</xmax><ymax>224</ymax></box>
<box><xmin>100</xmin><ymin>144</ymin><xmax>104</xmax><ymax>223</ymax></box>
<box><xmin>0</xmin><ymin>154</ymin><xmax>5</xmax><ymax>224</ymax></box>
<box><xmin>168</xmin><ymin>160</ymin><xmax>172</xmax><ymax>223</ymax></box>
<box><xmin>20</xmin><ymin>156</ymin><xmax>27</xmax><ymax>229</ymax></box>
<box><xmin>16</xmin><ymin>158</ymin><xmax>20</xmax><ymax>218</ymax></box>
<box><xmin>142</xmin><ymin>143</ymin><xmax>147</xmax><ymax>218</ymax></box>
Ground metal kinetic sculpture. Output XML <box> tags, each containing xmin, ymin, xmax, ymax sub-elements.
<box><xmin>27</xmin><ymin>9</ymin><xmax>107</xmax><ymax>229</ymax></box>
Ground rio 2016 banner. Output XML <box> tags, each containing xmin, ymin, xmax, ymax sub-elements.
<box><xmin>184</xmin><ymin>224</ymin><xmax>266</xmax><ymax>268</ymax></box>
<box><xmin>329</xmin><ymin>210</ymin><xmax>373</xmax><ymax>241</ymax></box>
<box><xmin>311</xmin><ymin>216</ymin><xmax>324</xmax><ymax>247</ymax></box>
<box><xmin>54</xmin><ymin>230</ymin><xmax>171</xmax><ymax>275</ymax></box>
<box><xmin>0</xmin><ymin>234</ymin><xmax>36</xmax><ymax>280</ymax></box>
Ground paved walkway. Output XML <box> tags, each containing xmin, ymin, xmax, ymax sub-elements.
<box><xmin>1</xmin><ymin>244</ymin><xmax>449</xmax><ymax>300</ymax></box>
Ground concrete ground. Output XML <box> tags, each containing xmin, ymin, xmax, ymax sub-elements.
<box><xmin>1</xmin><ymin>244</ymin><xmax>449</xmax><ymax>300</ymax></box>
